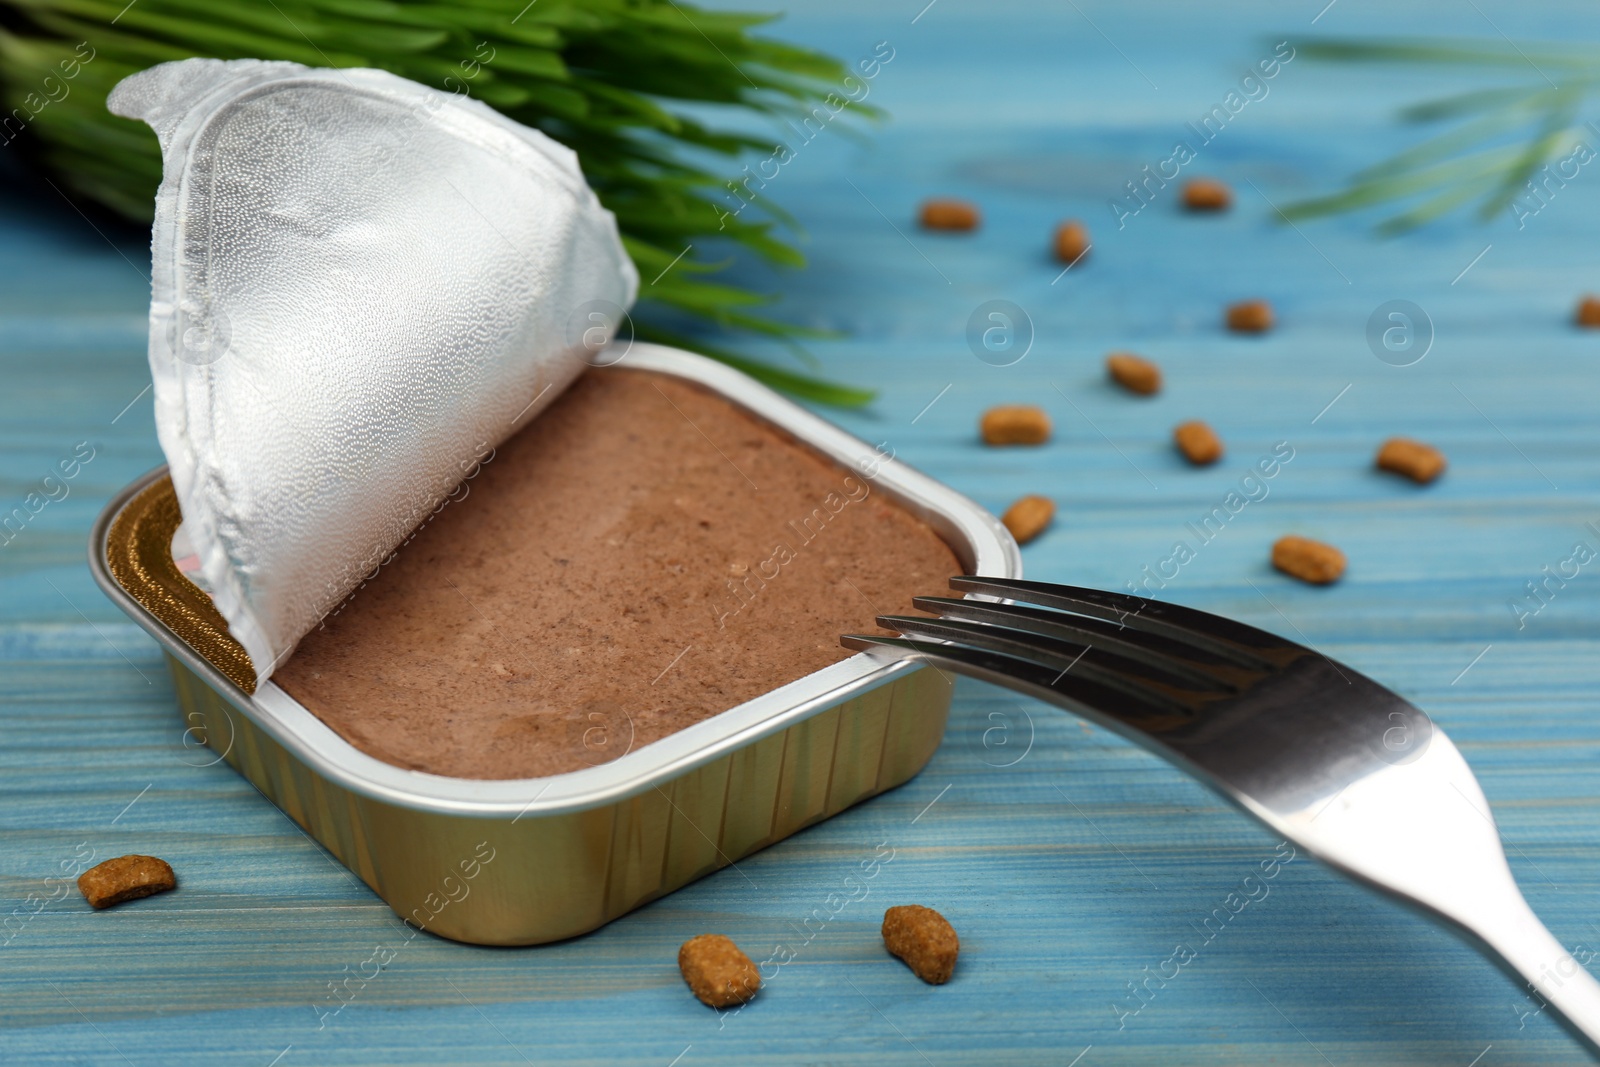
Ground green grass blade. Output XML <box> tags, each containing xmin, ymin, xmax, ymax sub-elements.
<box><xmin>1375</xmin><ymin>175</ymin><xmax>1499</xmax><ymax>235</ymax></box>
<box><xmin>635</xmin><ymin>324</ymin><xmax>874</xmax><ymax>407</ymax></box>
<box><xmin>1355</xmin><ymin>95</ymin><xmax>1560</xmax><ymax>181</ymax></box>
<box><xmin>1399</xmin><ymin>84</ymin><xmax>1559</xmax><ymax>123</ymax></box>
<box><xmin>1476</xmin><ymin>107</ymin><xmax>1581</xmax><ymax>220</ymax></box>
<box><xmin>1299</xmin><ymin>37</ymin><xmax>1599</xmax><ymax>70</ymax></box>
<box><xmin>1279</xmin><ymin>144</ymin><xmax>1527</xmax><ymax>220</ymax></box>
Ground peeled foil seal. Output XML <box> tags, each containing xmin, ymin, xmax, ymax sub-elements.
<box><xmin>109</xmin><ymin>59</ymin><xmax>639</xmax><ymax>680</ymax></box>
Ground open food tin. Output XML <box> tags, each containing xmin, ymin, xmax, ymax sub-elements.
<box><xmin>90</xmin><ymin>344</ymin><xmax>1020</xmax><ymax>945</ymax></box>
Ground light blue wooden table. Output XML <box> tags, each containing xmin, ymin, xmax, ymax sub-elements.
<box><xmin>6</xmin><ymin>1</ymin><xmax>1600</xmax><ymax>1063</ymax></box>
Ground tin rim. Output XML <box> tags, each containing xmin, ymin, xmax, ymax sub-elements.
<box><xmin>90</xmin><ymin>344</ymin><xmax>1022</xmax><ymax>818</ymax></box>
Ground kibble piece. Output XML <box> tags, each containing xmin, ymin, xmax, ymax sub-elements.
<box><xmin>1054</xmin><ymin>220</ymin><xmax>1090</xmax><ymax>264</ymax></box>
<box><xmin>1002</xmin><ymin>495</ymin><xmax>1055</xmax><ymax>545</ymax></box>
<box><xmin>1222</xmin><ymin>300</ymin><xmax>1273</xmax><ymax>334</ymax></box>
<box><xmin>919</xmin><ymin>198</ymin><xmax>980</xmax><ymax>232</ymax></box>
<box><xmin>77</xmin><ymin>855</ymin><xmax>176</xmax><ymax>909</ymax></box>
<box><xmin>1106</xmin><ymin>351</ymin><xmax>1161</xmax><ymax>396</ymax></box>
<box><xmin>980</xmin><ymin>405</ymin><xmax>1051</xmax><ymax>446</ymax></box>
<box><xmin>1226</xmin><ymin>299</ymin><xmax>1274</xmax><ymax>333</ymax></box>
<box><xmin>1183</xmin><ymin>178</ymin><xmax>1233</xmax><ymax>212</ymax></box>
<box><xmin>1271</xmin><ymin>535</ymin><xmax>1346</xmax><ymax>585</ymax></box>
<box><xmin>883</xmin><ymin>905</ymin><xmax>959</xmax><ymax>985</ymax></box>
<box><xmin>1577</xmin><ymin>296</ymin><xmax>1600</xmax><ymax>327</ymax></box>
<box><xmin>1173</xmin><ymin>421</ymin><xmax>1224</xmax><ymax>466</ymax></box>
<box><xmin>678</xmin><ymin>934</ymin><xmax>760</xmax><ymax>1008</ymax></box>
<box><xmin>1376</xmin><ymin>437</ymin><xmax>1446</xmax><ymax>484</ymax></box>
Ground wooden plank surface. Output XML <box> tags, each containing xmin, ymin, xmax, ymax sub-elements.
<box><xmin>6</xmin><ymin>1</ymin><xmax>1600</xmax><ymax>1063</ymax></box>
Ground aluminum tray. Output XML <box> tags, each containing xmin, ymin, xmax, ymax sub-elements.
<box><xmin>90</xmin><ymin>344</ymin><xmax>1021</xmax><ymax>945</ymax></box>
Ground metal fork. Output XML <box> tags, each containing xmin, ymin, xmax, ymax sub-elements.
<box><xmin>842</xmin><ymin>575</ymin><xmax>1600</xmax><ymax>1056</ymax></box>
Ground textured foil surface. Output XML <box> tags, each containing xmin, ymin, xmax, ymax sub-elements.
<box><xmin>108</xmin><ymin>59</ymin><xmax>638</xmax><ymax>678</ymax></box>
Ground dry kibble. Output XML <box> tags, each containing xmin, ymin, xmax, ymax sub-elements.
<box><xmin>77</xmin><ymin>855</ymin><xmax>176</xmax><ymax>910</ymax></box>
<box><xmin>1173</xmin><ymin>420</ymin><xmax>1224</xmax><ymax>466</ymax></box>
<box><xmin>1376</xmin><ymin>437</ymin><xmax>1447</xmax><ymax>484</ymax></box>
<box><xmin>1054</xmin><ymin>220</ymin><xmax>1090</xmax><ymax>265</ymax></box>
<box><xmin>678</xmin><ymin>934</ymin><xmax>760</xmax><ymax>1008</ymax></box>
<box><xmin>1106</xmin><ymin>351</ymin><xmax>1161</xmax><ymax>396</ymax></box>
<box><xmin>980</xmin><ymin>405</ymin><xmax>1051</xmax><ymax>446</ymax></box>
<box><xmin>1182</xmin><ymin>178</ymin><xmax>1233</xmax><ymax>212</ymax></box>
<box><xmin>1002</xmin><ymin>495</ymin><xmax>1055</xmax><ymax>545</ymax></box>
<box><xmin>1226</xmin><ymin>299</ymin><xmax>1274</xmax><ymax>333</ymax></box>
<box><xmin>1272</xmin><ymin>535</ymin><xmax>1346</xmax><ymax>585</ymax></box>
<box><xmin>883</xmin><ymin>905</ymin><xmax>959</xmax><ymax>985</ymax></box>
<box><xmin>919</xmin><ymin>198</ymin><xmax>980</xmax><ymax>232</ymax></box>
<box><xmin>1577</xmin><ymin>296</ymin><xmax>1600</xmax><ymax>327</ymax></box>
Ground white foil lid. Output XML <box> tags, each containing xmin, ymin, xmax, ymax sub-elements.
<box><xmin>110</xmin><ymin>59</ymin><xmax>639</xmax><ymax>679</ymax></box>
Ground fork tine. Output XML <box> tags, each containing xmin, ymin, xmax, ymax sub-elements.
<box><xmin>911</xmin><ymin>596</ymin><xmax>1246</xmax><ymax>692</ymax></box>
<box><xmin>878</xmin><ymin>614</ymin><xmax>1206</xmax><ymax>714</ymax></box>
<box><xmin>842</xmin><ymin>633</ymin><xmax>1192</xmax><ymax>730</ymax></box>
<box><xmin>950</xmin><ymin>576</ymin><xmax>1291</xmax><ymax>668</ymax></box>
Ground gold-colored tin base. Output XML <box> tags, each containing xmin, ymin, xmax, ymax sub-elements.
<box><xmin>108</xmin><ymin>474</ymin><xmax>955</xmax><ymax>944</ymax></box>
<box><xmin>93</xmin><ymin>347</ymin><xmax>1014</xmax><ymax>946</ymax></box>
<box><xmin>167</xmin><ymin>645</ymin><xmax>947</xmax><ymax>944</ymax></box>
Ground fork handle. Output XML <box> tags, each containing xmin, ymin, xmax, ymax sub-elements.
<box><xmin>1474</xmin><ymin>890</ymin><xmax>1600</xmax><ymax>1055</ymax></box>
